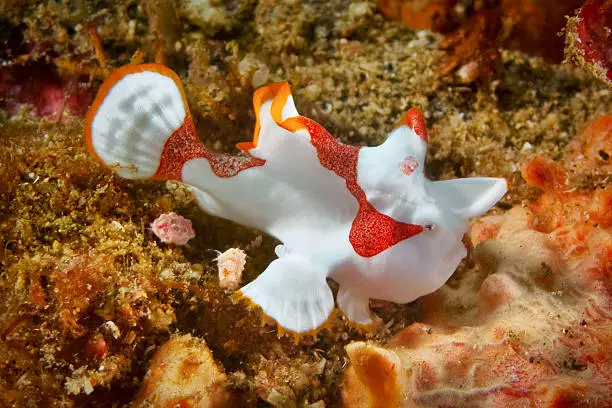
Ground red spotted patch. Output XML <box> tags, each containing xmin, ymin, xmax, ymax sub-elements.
<box><xmin>153</xmin><ymin>115</ymin><xmax>265</xmax><ymax>181</ymax></box>
<box><xmin>290</xmin><ymin>117</ymin><xmax>423</xmax><ymax>257</ymax></box>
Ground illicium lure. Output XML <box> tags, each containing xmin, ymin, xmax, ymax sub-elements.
<box><xmin>85</xmin><ymin>64</ymin><xmax>507</xmax><ymax>336</ymax></box>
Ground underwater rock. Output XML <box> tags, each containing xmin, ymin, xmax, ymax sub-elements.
<box><xmin>377</xmin><ymin>0</ymin><xmax>458</xmax><ymax>32</ymax></box>
<box><xmin>341</xmin><ymin>115</ymin><xmax>612</xmax><ymax>407</ymax></box>
<box><xmin>342</xmin><ymin>341</ymin><xmax>403</xmax><ymax>407</ymax></box>
<box><xmin>180</xmin><ymin>0</ymin><xmax>255</xmax><ymax>35</ymax></box>
<box><xmin>562</xmin><ymin>114</ymin><xmax>612</xmax><ymax>177</ymax></box>
<box><xmin>50</xmin><ymin>255</ymin><xmax>114</xmax><ymax>338</ymax></box>
<box><xmin>133</xmin><ymin>334</ymin><xmax>233</xmax><ymax>407</ymax></box>
<box><xmin>438</xmin><ymin>9</ymin><xmax>501</xmax><ymax>83</ymax></box>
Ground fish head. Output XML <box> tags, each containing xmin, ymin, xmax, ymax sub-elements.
<box><xmin>357</xmin><ymin>108</ymin><xmax>507</xmax><ymax>232</ymax></box>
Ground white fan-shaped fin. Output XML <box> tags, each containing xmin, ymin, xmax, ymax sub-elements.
<box><xmin>337</xmin><ymin>287</ymin><xmax>373</xmax><ymax>326</ymax></box>
<box><xmin>428</xmin><ymin>177</ymin><xmax>508</xmax><ymax>219</ymax></box>
<box><xmin>239</xmin><ymin>253</ymin><xmax>334</xmax><ymax>334</ymax></box>
<box><xmin>88</xmin><ymin>68</ymin><xmax>187</xmax><ymax>179</ymax></box>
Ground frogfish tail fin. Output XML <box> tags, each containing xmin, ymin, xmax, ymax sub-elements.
<box><xmin>85</xmin><ymin>63</ymin><xmax>203</xmax><ymax>181</ymax></box>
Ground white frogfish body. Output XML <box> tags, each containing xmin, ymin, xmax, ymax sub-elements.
<box><xmin>86</xmin><ymin>64</ymin><xmax>507</xmax><ymax>335</ymax></box>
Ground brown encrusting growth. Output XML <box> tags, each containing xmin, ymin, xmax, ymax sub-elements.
<box><xmin>1</xmin><ymin>0</ymin><xmax>612</xmax><ymax>406</ymax></box>
<box><xmin>379</xmin><ymin>0</ymin><xmax>584</xmax><ymax>82</ymax></box>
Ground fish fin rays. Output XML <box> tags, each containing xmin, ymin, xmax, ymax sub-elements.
<box><xmin>428</xmin><ymin>177</ymin><xmax>508</xmax><ymax>219</ymax></box>
<box><xmin>85</xmin><ymin>64</ymin><xmax>196</xmax><ymax>180</ymax></box>
<box><xmin>237</xmin><ymin>252</ymin><xmax>334</xmax><ymax>335</ymax></box>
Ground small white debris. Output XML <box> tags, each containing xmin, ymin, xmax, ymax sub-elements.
<box><xmin>237</xmin><ymin>54</ymin><xmax>270</xmax><ymax>88</ymax></box>
<box><xmin>306</xmin><ymin>400</ymin><xmax>326</xmax><ymax>408</ymax></box>
<box><xmin>186</xmin><ymin>263</ymin><xmax>204</xmax><ymax>280</ymax></box>
<box><xmin>521</xmin><ymin>142</ymin><xmax>533</xmax><ymax>152</ymax></box>
<box><xmin>65</xmin><ymin>371</ymin><xmax>95</xmax><ymax>396</ymax></box>
<box><xmin>216</xmin><ymin>248</ymin><xmax>247</xmax><ymax>291</ymax></box>
<box><xmin>456</xmin><ymin>61</ymin><xmax>479</xmax><ymax>84</ymax></box>
<box><xmin>252</xmin><ymin>64</ymin><xmax>270</xmax><ymax>88</ymax></box>
<box><xmin>101</xmin><ymin>321</ymin><xmax>121</xmax><ymax>339</ymax></box>
<box><xmin>159</xmin><ymin>268</ymin><xmax>175</xmax><ymax>281</ymax></box>
<box><xmin>348</xmin><ymin>2</ymin><xmax>371</xmax><ymax>20</ymax></box>
<box><xmin>110</xmin><ymin>220</ymin><xmax>125</xmax><ymax>231</ymax></box>
<box><xmin>151</xmin><ymin>212</ymin><xmax>195</xmax><ymax>246</ymax></box>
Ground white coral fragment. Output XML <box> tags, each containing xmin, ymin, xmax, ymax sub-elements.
<box><xmin>151</xmin><ymin>212</ymin><xmax>195</xmax><ymax>246</ymax></box>
<box><xmin>217</xmin><ymin>247</ymin><xmax>246</xmax><ymax>291</ymax></box>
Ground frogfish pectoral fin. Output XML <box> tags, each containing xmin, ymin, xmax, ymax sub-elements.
<box><xmin>337</xmin><ymin>286</ymin><xmax>376</xmax><ymax>330</ymax></box>
<box><xmin>236</xmin><ymin>252</ymin><xmax>334</xmax><ymax>339</ymax></box>
<box><xmin>85</xmin><ymin>63</ymin><xmax>200</xmax><ymax>180</ymax></box>
<box><xmin>428</xmin><ymin>177</ymin><xmax>508</xmax><ymax>219</ymax></box>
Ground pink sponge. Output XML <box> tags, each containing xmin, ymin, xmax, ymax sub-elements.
<box><xmin>151</xmin><ymin>212</ymin><xmax>195</xmax><ymax>246</ymax></box>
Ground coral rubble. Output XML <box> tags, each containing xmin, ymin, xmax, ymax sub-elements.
<box><xmin>151</xmin><ymin>212</ymin><xmax>196</xmax><ymax>246</ymax></box>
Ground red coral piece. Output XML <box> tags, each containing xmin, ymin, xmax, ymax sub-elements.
<box><xmin>521</xmin><ymin>156</ymin><xmax>569</xmax><ymax>192</ymax></box>
<box><xmin>564</xmin><ymin>114</ymin><xmax>612</xmax><ymax>174</ymax></box>
<box><xmin>86</xmin><ymin>333</ymin><xmax>109</xmax><ymax>362</ymax></box>
<box><xmin>576</xmin><ymin>0</ymin><xmax>612</xmax><ymax>81</ymax></box>
<box><xmin>438</xmin><ymin>10</ymin><xmax>502</xmax><ymax>82</ymax></box>
<box><xmin>28</xmin><ymin>275</ymin><xmax>47</xmax><ymax>307</ymax></box>
<box><xmin>377</xmin><ymin>0</ymin><xmax>459</xmax><ymax>32</ymax></box>
<box><xmin>0</xmin><ymin>62</ymin><xmax>94</xmax><ymax>121</ymax></box>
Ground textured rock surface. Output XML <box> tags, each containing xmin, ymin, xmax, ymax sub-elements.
<box><xmin>133</xmin><ymin>334</ymin><xmax>233</xmax><ymax>407</ymax></box>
